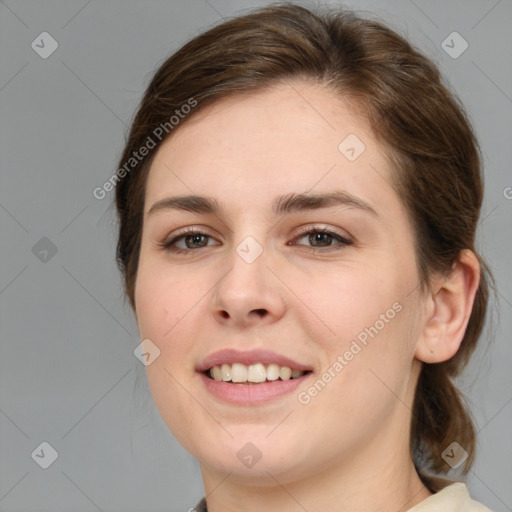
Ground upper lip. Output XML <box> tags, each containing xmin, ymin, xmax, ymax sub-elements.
<box><xmin>197</xmin><ymin>348</ymin><xmax>312</xmax><ymax>373</ymax></box>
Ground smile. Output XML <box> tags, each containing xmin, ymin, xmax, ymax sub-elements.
<box><xmin>207</xmin><ymin>363</ymin><xmax>308</xmax><ymax>383</ymax></box>
<box><xmin>197</xmin><ymin>348</ymin><xmax>313</xmax><ymax>404</ymax></box>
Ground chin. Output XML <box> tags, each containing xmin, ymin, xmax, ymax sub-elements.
<box><xmin>189</xmin><ymin>430</ymin><xmax>313</xmax><ymax>483</ymax></box>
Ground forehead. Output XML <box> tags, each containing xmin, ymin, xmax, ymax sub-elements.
<box><xmin>144</xmin><ymin>82</ymin><xmax>402</xmax><ymax>220</ymax></box>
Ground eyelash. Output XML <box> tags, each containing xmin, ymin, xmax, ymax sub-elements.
<box><xmin>159</xmin><ymin>226</ymin><xmax>353</xmax><ymax>255</ymax></box>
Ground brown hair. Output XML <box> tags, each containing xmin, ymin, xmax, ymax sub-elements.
<box><xmin>115</xmin><ymin>2</ymin><xmax>493</xmax><ymax>476</ymax></box>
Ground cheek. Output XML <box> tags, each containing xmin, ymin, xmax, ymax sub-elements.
<box><xmin>133</xmin><ymin>261</ymin><xmax>206</xmax><ymax>446</ymax></box>
<box><xmin>134</xmin><ymin>259</ymin><xmax>205</xmax><ymax>373</ymax></box>
<box><xmin>136</xmin><ymin>259</ymin><xmax>193</xmax><ymax>334</ymax></box>
<box><xmin>304</xmin><ymin>263</ymin><xmax>418</xmax><ymax>390</ymax></box>
<box><xmin>301</xmin><ymin>264</ymin><xmax>403</xmax><ymax>346</ymax></box>
<box><xmin>305</xmin><ymin>307</ymin><xmax>416</xmax><ymax>427</ymax></box>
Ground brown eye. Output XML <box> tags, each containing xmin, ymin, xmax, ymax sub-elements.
<box><xmin>182</xmin><ymin>233</ymin><xmax>209</xmax><ymax>249</ymax></box>
<box><xmin>292</xmin><ymin>228</ymin><xmax>353</xmax><ymax>251</ymax></box>
<box><xmin>160</xmin><ymin>230</ymin><xmax>219</xmax><ymax>253</ymax></box>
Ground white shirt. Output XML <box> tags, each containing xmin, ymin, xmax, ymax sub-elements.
<box><xmin>407</xmin><ymin>472</ymin><xmax>492</xmax><ymax>511</ymax></box>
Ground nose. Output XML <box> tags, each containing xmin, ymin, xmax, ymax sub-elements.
<box><xmin>209</xmin><ymin>239</ymin><xmax>287</xmax><ymax>328</ymax></box>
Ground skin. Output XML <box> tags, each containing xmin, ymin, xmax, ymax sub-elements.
<box><xmin>134</xmin><ymin>82</ymin><xmax>480</xmax><ymax>511</ymax></box>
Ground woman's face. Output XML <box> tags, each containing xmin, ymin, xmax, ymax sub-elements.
<box><xmin>135</xmin><ymin>82</ymin><xmax>426</xmax><ymax>484</ymax></box>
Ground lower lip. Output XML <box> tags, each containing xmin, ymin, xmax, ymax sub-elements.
<box><xmin>199</xmin><ymin>372</ymin><xmax>310</xmax><ymax>405</ymax></box>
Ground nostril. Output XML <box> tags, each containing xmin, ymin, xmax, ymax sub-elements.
<box><xmin>218</xmin><ymin>309</ymin><xmax>267</xmax><ymax>319</ymax></box>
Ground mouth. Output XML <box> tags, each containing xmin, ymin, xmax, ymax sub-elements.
<box><xmin>197</xmin><ymin>348</ymin><xmax>313</xmax><ymax>404</ymax></box>
<box><xmin>205</xmin><ymin>363</ymin><xmax>311</xmax><ymax>384</ymax></box>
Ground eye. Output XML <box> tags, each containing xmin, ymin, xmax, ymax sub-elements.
<box><xmin>290</xmin><ymin>227</ymin><xmax>353</xmax><ymax>251</ymax></box>
<box><xmin>159</xmin><ymin>226</ymin><xmax>353</xmax><ymax>255</ymax></box>
<box><xmin>159</xmin><ymin>228</ymin><xmax>219</xmax><ymax>254</ymax></box>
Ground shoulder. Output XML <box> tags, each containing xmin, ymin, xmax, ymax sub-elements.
<box><xmin>408</xmin><ymin>472</ymin><xmax>493</xmax><ymax>511</ymax></box>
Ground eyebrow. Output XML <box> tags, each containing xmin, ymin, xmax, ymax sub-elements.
<box><xmin>148</xmin><ymin>190</ymin><xmax>378</xmax><ymax>218</ymax></box>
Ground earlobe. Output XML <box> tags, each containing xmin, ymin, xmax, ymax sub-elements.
<box><xmin>415</xmin><ymin>249</ymin><xmax>481</xmax><ymax>364</ymax></box>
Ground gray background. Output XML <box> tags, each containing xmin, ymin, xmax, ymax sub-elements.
<box><xmin>0</xmin><ymin>0</ymin><xmax>511</xmax><ymax>511</ymax></box>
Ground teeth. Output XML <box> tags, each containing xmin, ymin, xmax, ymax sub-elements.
<box><xmin>280</xmin><ymin>366</ymin><xmax>292</xmax><ymax>381</ymax></box>
<box><xmin>208</xmin><ymin>363</ymin><xmax>306</xmax><ymax>383</ymax></box>
<box><xmin>266</xmin><ymin>363</ymin><xmax>280</xmax><ymax>381</ymax></box>
<box><xmin>212</xmin><ymin>365</ymin><xmax>222</xmax><ymax>381</ymax></box>
<box><xmin>231</xmin><ymin>363</ymin><xmax>248</xmax><ymax>383</ymax></box>
<box><xmin>221</xmin><ymin>363</ymin><xmax>231</xmax><ymax>382</ymax></box>
<box><xmin>247</xmin><ymin>363</ymin><xmax>266</xmax><ymax>383</ymax></box>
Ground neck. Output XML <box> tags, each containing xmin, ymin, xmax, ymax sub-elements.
<box><xmin>200</xmin><ymin>437</ymin><xmax>432</xmax><ymax>512</ymax></box>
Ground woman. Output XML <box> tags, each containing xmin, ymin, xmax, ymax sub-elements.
<box><xmin>115</xmin><ymin>3</ymin><xmax>494</xmax><ymax>510</ymax></box>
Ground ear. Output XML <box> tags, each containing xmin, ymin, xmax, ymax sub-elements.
<box><xmin>414</xmin><ymin>249</ymin><xmax>481</xmax><ymax>363</ymax></box>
